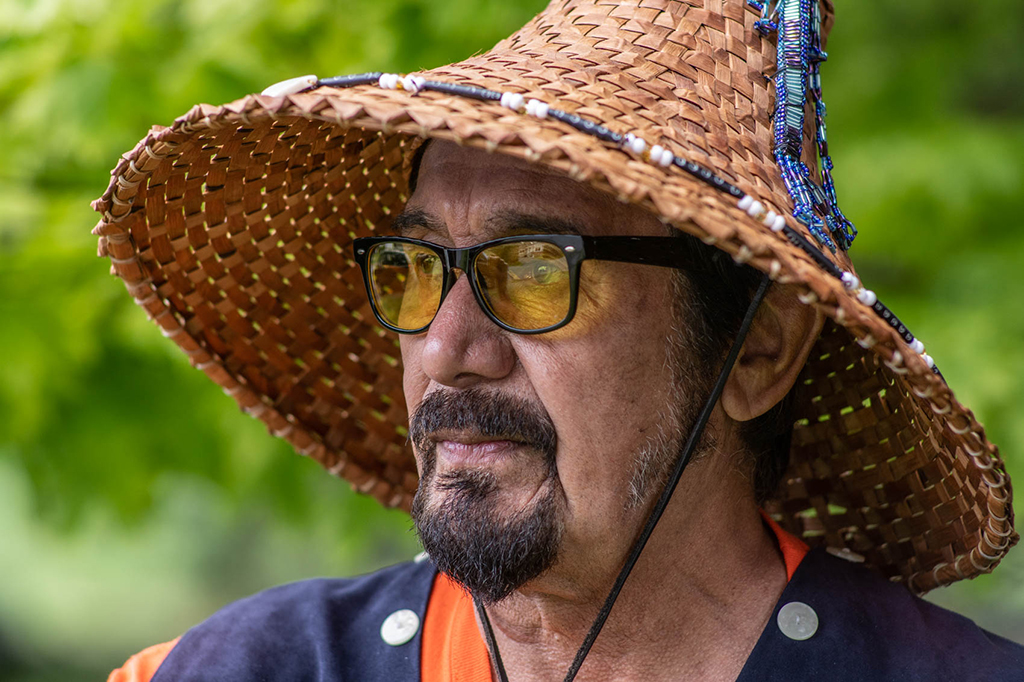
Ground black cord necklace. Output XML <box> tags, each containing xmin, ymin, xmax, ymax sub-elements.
<box><xmin>474</xmin><ymin>274</ymin><xmax>772</xmax><ymax>682</ymax></box>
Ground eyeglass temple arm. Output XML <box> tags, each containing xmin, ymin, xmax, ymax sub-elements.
<box><xmin>582</xmin><ymin>236</ymin><xmax>698</xmax><ymax>269</ymax></box>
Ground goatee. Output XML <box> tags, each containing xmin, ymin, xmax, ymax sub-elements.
<box><xmin>409</xmin><ymin>389</ymin><xmax>562</xmax><ymax>604</ymax></box>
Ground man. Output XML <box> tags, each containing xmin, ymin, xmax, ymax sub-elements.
<box><xmin>96</xmin><ymin>0</ymin><xmax>1021</xmax><ymax>679</ymax></box>
<box><xmin>385</xmin><ymin>139</ymin><xmax>818</xmax><ymax>681</ymax></box>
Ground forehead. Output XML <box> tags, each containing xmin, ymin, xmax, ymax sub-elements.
<box><xmin>405</xmin><ymin>140</ymin><xmax>663</xmax><ymax>240</ymax></box>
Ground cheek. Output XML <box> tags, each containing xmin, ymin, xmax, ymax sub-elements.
<box><xmin>572</xmin><ymin>261</ymin><xmax>666</xmax><ymax>331</ymax></box>
<box><xmin>523</xmin><ymin>268</ymin><xmax>678</xmax><ymax>493</ymax></box>
<box><xmin>399</xmin><ymin>336</ymin><xmax>430</xmax><ymax>426</ymax></box>
<box><xmin>568</xmin><ymin>262</ymin><xmax>676</xmax><ymax>383</ymax></box>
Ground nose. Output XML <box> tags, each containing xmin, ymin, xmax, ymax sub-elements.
<box><xmin>418</xmin><ymin>275</ymin><xmax>516</xmax><ymax>388</ymax></box>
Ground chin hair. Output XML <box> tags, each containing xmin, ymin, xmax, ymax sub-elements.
<box><xmin>412</xmin><ymin>468</ymin><xmax>562</xmax><ymax>604</ymax></box>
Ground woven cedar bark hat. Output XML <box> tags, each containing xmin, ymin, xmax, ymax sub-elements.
<box><xmin>92</xmin><ymin>0</ymin><xmax>1015</xmax><ymax>592</ymax></box>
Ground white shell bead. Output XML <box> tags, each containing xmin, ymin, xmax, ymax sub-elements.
<box><xmin>777</xmin><ymin>602</ymin><xmax>819</xmax><ymax>641</ymax></box>
<box><xmin>770</xmin><ymin>215</ymin><xmax>786</xmax><ymax>232</ymax></box>
<box><xmin>649</xmin><ymin>145</ymin><xmax>673</xmax><ymax>166</ymax></box>
<box><xmin>380</xmin><ymin>609</ymin><xmax>420</xmax><ymax>646</ymax></box>
<box><xmin>261</xmin><ymin>75</ymin><xmax>318</xmax><ymax>97</ymax></box>
<box><xmin>856</xmin><ymin>335</ymin><xmax>876</xmax><ymax>349</ymax></box>
<box><xmin>378</xmin><ymin>73</ymin><xmax>400</xmax><ymax>89</ymax></box>
<box><xmin>857</xmin><ymin>289</ymin><xmax>877</xmax><ymax>306</ymax></box>
<box><xmin>911</xmin><ymin>338</ymin><xmax>925</xmax><ymax>354</ymax></box>
<box><xmin>525</xmin><ymin>99</ymin><xmax>549</xmax><ymax>118</ymax></box>
<box><xmin>826</xmin><ymin>547</ymin><xmax>866</xmax><ymax>563</ymax></box>
<box><xmin>401</xmin><ymin>75</ymin><xmax>425</xmax><ymax>94</ymax></box>
<box><xmin>500</xmin><ymin>92</ymin><xmax>525</xmax><ymax>111</ymax></box>
<box><xmin>625</xmin><ymin>134</ymin><xmax>647</xmax><ymax>155</ymax></box>
<box><xmin>738</xmin><ymin>195</ymin><xmax>754</xmax><ymax>211</ymax></box>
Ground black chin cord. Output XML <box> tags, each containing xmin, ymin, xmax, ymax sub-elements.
<box><xmin>475</xmin><ymin>596</ymin><xmax>511</xmax><ymax>682</ymax></box>
<box><xmin>475</xmin><ymin>274</ymin><xmax>772</xmax><ymax>682</ymax></box>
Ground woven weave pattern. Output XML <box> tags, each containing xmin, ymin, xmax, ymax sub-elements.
<box><xmin>782</xmin><ymin>322</ymin><xmax>1014</xmax><ymax>589</ymax></box>
<box><xmin>93</xmin><ymin>0</ymin><xmax>1014</xmax><ymax>592</ymax></box>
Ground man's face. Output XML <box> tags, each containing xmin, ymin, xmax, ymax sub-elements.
<box><xmin>400</xmin><ymin>141</ymin><xmax>707</xmax><ymax>602</ymax></box>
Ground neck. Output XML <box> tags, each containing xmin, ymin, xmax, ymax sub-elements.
<box><xmin>478</xmin><ymin>453</ymin><xmax>787</xmax><ymax>682</ymax></box>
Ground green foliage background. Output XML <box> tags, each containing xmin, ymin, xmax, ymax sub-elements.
<box><xmin>0</xmin><ymin>0</ymin><xmax>1021</xmax><ymax>679</ymax></box>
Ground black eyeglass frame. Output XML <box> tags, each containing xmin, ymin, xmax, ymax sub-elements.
<box><xmin>353</xmin><ymin>234</ymin><xmax>695</xmax><ymax>335</ymax></box>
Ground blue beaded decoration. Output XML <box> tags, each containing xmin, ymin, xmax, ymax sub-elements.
<box><xmin>755</xmin><ymin>0</ymin><xmax>856</xmax><ymax>252</ymax></box>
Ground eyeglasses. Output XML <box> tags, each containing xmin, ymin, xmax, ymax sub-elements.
<box><xmin>353</xmin><ymin>234</ymin><xmax>692</xmax><ymax>334</ymax></box>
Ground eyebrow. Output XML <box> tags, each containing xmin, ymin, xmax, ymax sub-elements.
<box><xmin>484</xmin><ymin>209</ymin><xmax>587</xmax><ymax>236</ymax></box>
<box><xmin>388</xmin><ymin>207</ymin><xmax>589</xmax><ymax>239</ymax></box>
<box><xmin>390</xmin><ymin>208</ymin><xmax>445</xmax><ymax>236</ymax></box>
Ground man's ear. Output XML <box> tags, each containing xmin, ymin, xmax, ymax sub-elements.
<box><xmin>721</xmin><ymin>284</ymin><xmax>825</xmax><ymax>422</ymax></box>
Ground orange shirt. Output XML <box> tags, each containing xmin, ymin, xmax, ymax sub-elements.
<box><xmin>760</xmin><ymin>509</ymin><xmax>808</xmax><ymax>582</ymax></box>
<box><xmin>420</xmin><ymin>574</ymin><xmax>494</xmax><ymax>681</ymax></box>
<box><xmin>106</xmin><ymin>639</ymin><xmax>179</xmax><ymax>682</ymax></box>
<box><xmin>108</xmin><ymin>516</ymin><xmax>807</xmax><ymax>682</ymax></box>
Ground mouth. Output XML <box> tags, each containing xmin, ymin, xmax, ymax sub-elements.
<box><xmin>428</xmin><ymin>430</ymin><xmax>529</xmax><ymax>467</ymax></box>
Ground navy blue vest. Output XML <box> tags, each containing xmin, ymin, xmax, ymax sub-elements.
<box><xmin>153</xmin><ymin>549</ymin><xmax>1024</xmax><ymax>681</ymax></box>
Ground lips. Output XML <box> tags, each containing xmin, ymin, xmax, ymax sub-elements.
<box><xmin>408</xmin><ymin>388</ymin><xmax>559</xmax><ymax>478</ymax></box>
<box><xmin>435</xmin><ymin>437</ymin><xmax>524</xmax><ymax>467</ymax></box>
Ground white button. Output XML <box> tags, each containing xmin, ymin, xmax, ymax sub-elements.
<box><xmin>380</xmin><ymin>609</ymin><xmax>420</xmax><ymax>646</ymax></box>
<box><xmin>827</xmin><ymin>546</ymin><xmax>865</xmax><ymax>563</ymax></box>
<box><xmin>777</xmin><ymin>602</ymin><xmax>818</xmax><ymax>641</ymax></box>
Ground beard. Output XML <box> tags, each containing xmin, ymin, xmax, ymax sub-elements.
<box><xmin>409</xmin><ymin>389</ymin><xmax>562</xmax><ymax>604</ymax></box>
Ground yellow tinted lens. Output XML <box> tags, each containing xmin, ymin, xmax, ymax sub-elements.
<box><xmin>368</xmin><ymin>242</ymin><xmax>444</xmax><ymax>330</ymax></box>
<box><xmin>475</xmin><ymin>241</ymin><xmax>570</xmax><ymax>330</ymax></box>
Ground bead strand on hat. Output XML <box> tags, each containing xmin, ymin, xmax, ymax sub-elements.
<box><xmin>747</xmin><ymin>0</ymin><xmax>780</xmax><ymax>34</ymax></box>
<box><xmin>837</xmin><ymin>275</ymin><xmax>937</xmax><ymax>375</ymax></box>
<box><xmin>257</xmin><ymin>71</ymin><xmax>941</xmax><ymax>377</ymax></box>
<box><xmin>754</xmin><ymin>0</ymin><xmax>856</xmax><ymax>253</ymax></box>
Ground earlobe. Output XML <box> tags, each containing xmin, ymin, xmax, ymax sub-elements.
<box><xmin>721</xmin><ymin>284</ymin><xmax>825</xmax><ymax>422</ymax></box>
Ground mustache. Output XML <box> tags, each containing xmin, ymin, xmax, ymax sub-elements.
<box><xmin>409</xmin><ymin>388</ymin><xmax>557</xmax><ymax>470</ymax></box>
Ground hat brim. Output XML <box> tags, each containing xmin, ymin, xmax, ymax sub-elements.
<box><xmin>92</xmin><ymin>78</ymin><xmax>1015</xmax><ymax>593</ymax></box>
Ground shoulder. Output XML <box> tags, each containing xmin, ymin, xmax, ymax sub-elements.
<box><xmin>741</xmin><ymin>548</ymin><xmax>1024</xmax><ymax>682</ymax></box>
<box><xmin>175</xmin><ymin>558</ymin><xmax>435</xmax><ymax>628</ymax></box>
<box><xmin>107</xmin><ymin>639</ymin><xmax>180</xmax><ymax>682</ymax></box>
<box><xmin>150</xmin><ymin>558</ymin><xmax>436</xmax><ymax>682</ymax></box>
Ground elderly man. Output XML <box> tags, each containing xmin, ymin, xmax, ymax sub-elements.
<box><xmin>97</xmin><ymin>0</ymin><xmax>1021</xmax><ymax>680</ymax></box>
<box><xmin>380</xmin><ymin>139</ymin><xmax>818</xmax><ymax>681</ymax></box>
